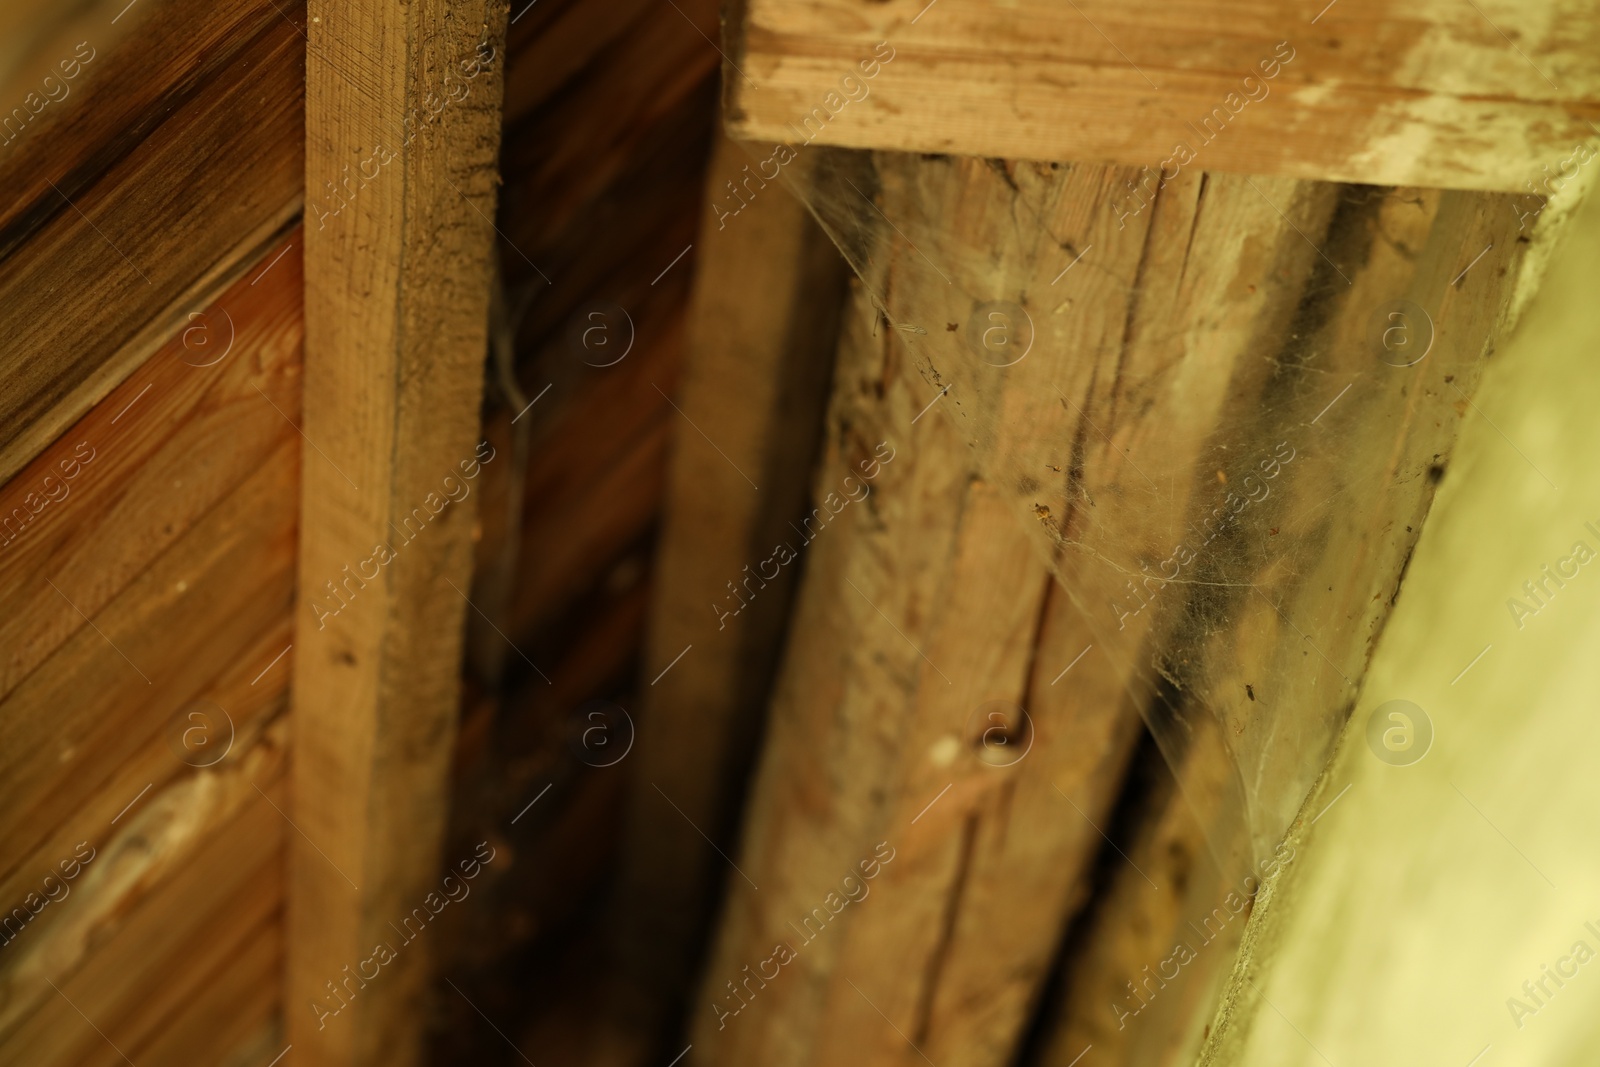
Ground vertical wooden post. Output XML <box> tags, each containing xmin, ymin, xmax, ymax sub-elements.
<box><xmin>292</xmin><ymin>2</ymin><xmax>508</xmax><ymax>1065</ymax></box>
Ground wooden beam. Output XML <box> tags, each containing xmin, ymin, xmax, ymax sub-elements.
<box><xmin>795</xmin><ymin>151</ymin><xmax>1553</xmax><ymax>860</ymax></box>
<box><xmin>291</xmin><ymin>1</ymin><xmax>508</xmax><ymax>1064</ymax></box>
<box><xmin>728</xmin><ymin>0</ymin><xmax>1600</xmax><ymax>190</ymax></box>
<box><xmin>686</xmin><ymin>220</ymin><xmax>1143</xmax><ymax>1066</ymax></box>
<box><xmin>1196</xmin><ymin>177</ymin><xmax>1600</xmax><ymax>1067</ymax></box>
<box><xmin>689</xmin><ymin>144</ymin><xmax>1560</xmax><ymax>1065</ymax></box>
<box><xmin>1036</xmin><ymin>739</ymin><xmax>1247</xmax><ymax>1067</ymax></box>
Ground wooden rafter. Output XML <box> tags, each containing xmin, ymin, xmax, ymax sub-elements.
<box><xmin>291</xmin><ymin>1</ymin><xmax>509</xmax><ymax>1064</ymax></box>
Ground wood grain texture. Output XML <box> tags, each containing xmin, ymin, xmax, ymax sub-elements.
<box><xmin>0</xmin><ymin>777</ymin><xmax>286</xmax><ymax>1067</ymax></box>
<box><xmin>729</xmin><ymin>0</ymin><xmax>1600</xmax><ymax>190</ymax></box>
<box><xmin>0</xmin><ymin>2</ymin><xmax>304</xmax><ymax>485</ymax></box>
<box><xmin>0</xmin><ymin>237</ymin><xmax>301</xmax><ymax>892</ymax></box>
<box><xmin>1036</xmin><ymin>739</ymin><xmax>1252</xmax><ymax>1067</ymax></box>
<box><xmin>425</xmin><ymin>6</ymin><xmax>724</xmax><ymax>1057</ymax></box>
<box><xmin>689</xmin><ymin>145</ymin><xmax>1566</xmax><ymax>1064</ymax></box>
<box><xmin>685</xmin><ymin>270</ymin><xmax>1142</xmax><ymax>1067</ymax></box>
<box><xmin>293</xmin><ymin>0</ymin><xmax>509</xmax><ymax>1064</ymax></box>
<box><xmin>0</xmin><ymin>233</ymin><xmax>303</xmax><ymax>708</ymax></box>
<box><xmin>794</xmin><ymin>150</ymin><xmax>1556</xmax><ymax>863</ymax></box>
<box><xmin>0</xmin><ymin>236</ymin><xmax>303</xmax><ymax>1067</ymax></box>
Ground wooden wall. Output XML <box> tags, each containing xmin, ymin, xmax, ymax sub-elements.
<box><xmin>0</xmin><ymin>0</ymin><xmax>304</xmax><ymax>1063</ymax></box>
<box><xmin>0</xmin><ymin>238</ymin><xmax>303</xmax><ymax>1065</ymax></box>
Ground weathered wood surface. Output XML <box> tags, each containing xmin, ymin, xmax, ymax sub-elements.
<box><xmin>0</xmin><ymin>0</ymin><xmax>304</xmax><ymax>485</ymax></box>
<box><xmin>684</xmin><ymin>263</ymin><xmax>1143</xmax><ymax>1066</ymax></box>
<box><xmin>292</xmin><ymin>1</ymin><xmax>509</xmax><ymax>1064</ymax></box>
<box><xmin>1196</xmin><ymin>174</ymin><xmax>1600</xmax><ymax>1067</ymax></box>
<box><xmin>729</xmin><ymin>0</ymin><xmax>1600</xmax><ymax>190</ymax></box>
<box><xmin>690</xmin><ymin>145</ymin><xmax>1557</xmax><ymax>1065</ymax></box>
<box><xmin>800</xmin><ymin>150</ymin><xmax>1553</xmax><ymax>861</ymax></box>
<box><xmin>1</xmin><ymin>770</ymin><xmax>287</xmax><ymax>1067</ymax></box>
<box><xmin>0</xmin><ymin>237</ymin><xmax>302</xmax><ymax>1066</ymax></box>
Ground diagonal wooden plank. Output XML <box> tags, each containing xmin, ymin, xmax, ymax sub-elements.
<box><xmin>687</xmin><ymin>169</ymin><xmax>1152</xmax><ymax>1063</ymax></box>
<box><xmin>0</xmin><ymin>3</ymin><xmax>303</xmax><ymax>485</ymax></box>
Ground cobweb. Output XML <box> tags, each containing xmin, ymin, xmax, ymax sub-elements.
<box><xmin>729</xmin><ymin>137</ymin><xmax>1538</xmax><ymax>880</ymax></box>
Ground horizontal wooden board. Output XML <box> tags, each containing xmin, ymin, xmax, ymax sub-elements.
<box><xmin>729</xmin><ymin>0</ymin><xmax>1600</xmax><ymax>189</ymax></box>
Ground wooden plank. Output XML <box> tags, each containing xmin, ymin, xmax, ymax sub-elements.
<box><xmin>0</xmin><ymin>5</ymin><xmax>303</xmax><ymax>484</ymax></box>
<box><xmin>793</xmin><ymin>151</ymin><xmax>1553</xmax><ymax>861</ymax></box>
<box><xmin>903</xmin><ymin>580</ymin><xmax>1145</xmax><ymax>1065</ymax></box>
<box><xmin>426</xmin><ymin>12</ymin><xmax>725</xmax><ymax>1053</ymax></box>
<box><xmin>500</xmin><ymin>0</ymin><xmax>717</xmax><ymax>246</ymax></box>
<box><xmin>0</xmin><ymin>615</ymin><xmax>292</xmax><ymax>1045</ymax></box>
<box><xmin>0</xmin><ymin>231</ymin><xmax>300</xmax><ymax>1065</ymax></box>
<box><xmin>1193</xmin><ymin>182</ymin><xmax>1600</xmax><ymax>1066</ymax></box>
<box><xmin>133</xmin><ymin>916</ymin><xmax>283</xmax><ymax>1067</ymax></box>
<box><xmin>0</xmin><ymin>7</ymin><xmax>305</xmax><ymax>1062</ymax></box>
<box><xmin>0</xmin><ymin>232</ymin><xmax>302</xmax><ymax>705</ymax></box>
<box><xmin>682</xmin><ymin>257</ymin><xmax>1140</xmax><ymax>1066</ymax></box>
<box><xmin>503</xmin><ymin>0</ymin><xmax>700</xmax><ymax>132</ymax></box>
<box><xmin>291</xmin><ymin>0</ymin><xmax>510</xmax><ymax>1063</ymax></box>
<box><xmin>0</xmin><ymin>237</ymin><xmax>301</xmax><ymax>873</ymax></box>
<box><xmin>0</xmin><ymin>0</ymin><xmax>292</xmax><ymax>245</ymax></box>
<box><xmin>0</xmin><ymin>439</ymin><xmax>297</xmax><ymax>1055</ymax></box>
<box><xmin>729</xmin><ymin>0</ymin><xmax>1600</xmax><ymax>190</ymax></box>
